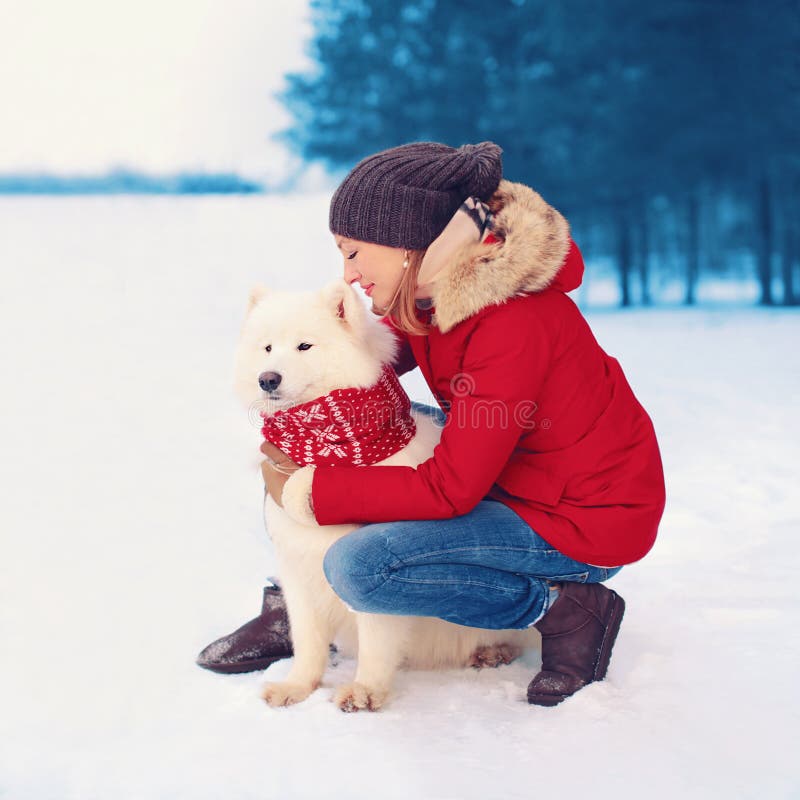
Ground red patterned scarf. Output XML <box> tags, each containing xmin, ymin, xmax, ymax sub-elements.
<box><xmin>260</xmin><ymin>365</ymin><xmax>416</xmax><ymax>467</ymax></box>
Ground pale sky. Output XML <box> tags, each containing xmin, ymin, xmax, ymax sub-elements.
<box><xmin>0</xmin><ymin>0</ymin><xmax>313</xmax><ymax>179</ymax></box>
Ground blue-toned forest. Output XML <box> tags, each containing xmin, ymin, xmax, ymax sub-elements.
<box><xmin>275</xmin><ymin>0</ymin><xmax>799</xmax><ymax>307</ymax></box>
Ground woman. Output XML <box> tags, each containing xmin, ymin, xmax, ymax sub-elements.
<box><xmin>197</xmin><ymin>141</ymin><xmax>666</xmax><ymax>706</ymax></box>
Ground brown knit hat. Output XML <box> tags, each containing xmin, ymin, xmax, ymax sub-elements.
<box><xmin>329</xmin><ymin>141</ymin><xmax>503</xmax><ymax>249</ymax></box>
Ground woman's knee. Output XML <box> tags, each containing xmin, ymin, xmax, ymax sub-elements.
<box><xmin>322</xmin><ymin>527</ymin><xmax>396</xmax><ymax>608</ymax></box>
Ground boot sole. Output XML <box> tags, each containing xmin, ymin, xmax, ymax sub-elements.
<box><xmin>593</xmin><ymin>591</ymin><xmax>625</xmax><ymax>681</ymax></box>
<box><xmin>196</xmin><ymin>653</ymin><xmax>292</xmax><ymax>674</ymax></box>
<box><xmin>527</xmin><ymin>690</ymin><xmax>570</xmax><ymax>707</ymax></box>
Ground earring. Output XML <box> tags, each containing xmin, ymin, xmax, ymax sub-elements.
<box><xmin>402</xmin><ymin>250</ymin><xmax>409</xmax><ymax>269</ymax></box>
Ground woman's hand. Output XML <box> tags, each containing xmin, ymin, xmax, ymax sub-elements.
<box><xmin>260</xmin><ymin>440</ymin><xmax>301</xmax><ymax>508</ymax></box>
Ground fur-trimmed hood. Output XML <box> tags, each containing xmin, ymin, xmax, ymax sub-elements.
<box><xmin>427</xmin><ymin>180</ymin><xmax>581</xmax><ymax>333</ymax></box>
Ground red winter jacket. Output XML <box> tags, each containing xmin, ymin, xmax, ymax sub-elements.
<box><xmin>307</xmin><ymin>180</ymin><xmax>666</xmax><ymax>567</ymax></box>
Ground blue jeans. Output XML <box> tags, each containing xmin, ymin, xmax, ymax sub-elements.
<box><xmin>322</xmin><ymin>403</ymin><xmax>623</xmax><ymax>630</ymax></box>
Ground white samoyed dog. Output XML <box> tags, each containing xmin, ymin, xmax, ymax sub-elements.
<box><xmin>234</xmin><ymin>278</ymin><xmax>539</xmax><ymax>711</ymax></box>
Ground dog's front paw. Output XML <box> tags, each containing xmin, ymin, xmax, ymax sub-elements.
<box><xmin>261</xmin><ymin>681</ymin><xmax>316</xmax><ymax>707</ymax></box>
<box><xmin>332</xmin><ymin>682</ymin><xmax>388</xmax><ymax>713</ymax></box>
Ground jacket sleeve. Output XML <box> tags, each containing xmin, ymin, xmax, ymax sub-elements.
<box><xmin>379</xmin><ymin>315</ymin><xmax>417</xmax><ymax>377</ymax></box>
<box><xmin>306</xmin><ymin>303</ymin><xmax>552</xmax><ymax>524</ymax></box>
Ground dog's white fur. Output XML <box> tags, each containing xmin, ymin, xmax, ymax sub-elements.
<box><xmin>235</xmin><ymin>278</ymin><xmax>539</xmax><ymax>711</ymax></box>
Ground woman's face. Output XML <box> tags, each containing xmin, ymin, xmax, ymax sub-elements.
<box><xmin>334</xmin><ymin>234</ymin><xmax>406</xmax><ymax>311</ymax></box>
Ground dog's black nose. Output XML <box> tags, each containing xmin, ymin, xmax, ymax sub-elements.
<box><xmin>259</xmin><ymin>371</ymin><xmax>282</xmax><ymax>392</ymax></box>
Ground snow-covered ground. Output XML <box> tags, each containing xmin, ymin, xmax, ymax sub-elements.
<box><xmin>1</xmin><ymin>196</ymin><xmax>798</xmax><ymax>799</ymax></box>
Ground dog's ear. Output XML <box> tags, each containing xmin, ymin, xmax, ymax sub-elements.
<box><xmin>247</xmin><ymin>284</ymin><xmax>270</xmax><ymax>313</ymax></box>
<box><xmin>322</xmin><ymin>279</ymin><xmax>367</xmax><ymax>332</ymax></box>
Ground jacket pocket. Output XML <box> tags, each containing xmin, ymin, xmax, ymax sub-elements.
<box><xmin>493</xmin><ymin>461</ymin><xmax>567</xmax><ymax>508</ymax></box>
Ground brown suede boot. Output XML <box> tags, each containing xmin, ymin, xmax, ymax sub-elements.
<box><xmin>528</xmin><ymin>581</ymin><xmax>625</xmax><ymax>706</ymax></box>
<box><xmin>196</xmin><ymin>579</ymin><xmax>294</xmax><ymax>674</ymax></box>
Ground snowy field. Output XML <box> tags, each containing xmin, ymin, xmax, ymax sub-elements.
<box><xmin>1</xmin><ymin>196</ymin><xmax>798</xmax><ymax>799</ymax></box>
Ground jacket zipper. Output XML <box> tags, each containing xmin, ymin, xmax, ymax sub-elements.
<box><xmin>423</xmin><ymin>312</ymin><xmax>450</xmax><ymax>413</ymax></box>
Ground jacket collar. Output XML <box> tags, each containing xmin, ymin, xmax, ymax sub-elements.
<box><xmin>422</xmin><ymin>180</ymin><xmax>576</xmax><ymax>333</ymax></box>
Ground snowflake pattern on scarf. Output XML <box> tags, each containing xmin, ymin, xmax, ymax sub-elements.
<box><xmin>260</xmin><ymin>365</ymin><xmax>416</xmax><ymax>467</ymax></box>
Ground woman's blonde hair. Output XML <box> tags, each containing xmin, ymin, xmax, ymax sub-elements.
<box><xmin>378</xmin><ymin>249</ymin><xmax>431</xmax><ymax>336</ymax></box>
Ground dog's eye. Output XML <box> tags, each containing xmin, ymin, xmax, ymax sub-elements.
<box><xmin>297</xmin><ymin>343</ymin><xmax>313</xmax><ymax>351</ymax></box>
<box><xmin>264</xmin><ymin>345</ymin><xmax>272</xmax><ymax>353</ymax></box>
